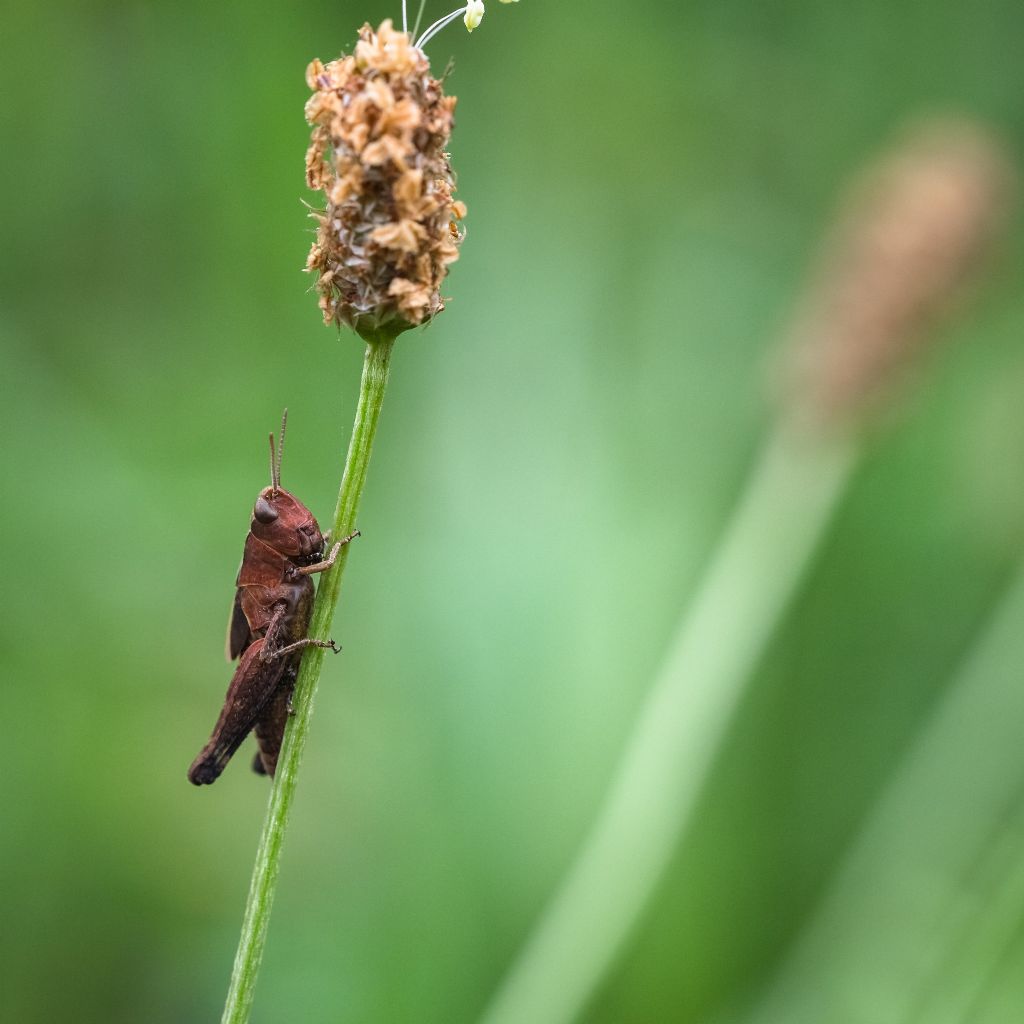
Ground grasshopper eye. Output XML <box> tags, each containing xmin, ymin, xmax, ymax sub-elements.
<box><xmin>253</xmin><ymin>497</ymin><xmax>279</xmax><ymax>524</ymax></box>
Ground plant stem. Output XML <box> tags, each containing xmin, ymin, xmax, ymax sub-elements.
<box><xmin>220</xmin><ymin>332</ymin><xmax>396</xmax><ymax>1024</ymax></box>
<box><xmin>481</xmin><ymin>420</ymin><xmax>859</xmax><ymax>1024</ymax></box>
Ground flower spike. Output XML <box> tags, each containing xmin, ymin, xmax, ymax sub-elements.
<box><xmin>305</xmin><ymin>21</ymin><xmax>466</xmax><ymax>336</ymax></box>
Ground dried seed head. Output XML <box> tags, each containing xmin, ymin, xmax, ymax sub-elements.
<box><xmin>780</xmin><ymin>119</ymin><xmax>1014</xmax><ymax>427</ymax></box>
<box><xmin>305</xmin><ymin>21</ymin><xmax>466</xmax><ymax>339</ymax></box>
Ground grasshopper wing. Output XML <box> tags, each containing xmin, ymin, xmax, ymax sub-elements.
<box><xmin>226</xmin><ymin>587</ymin><xmax>253</xmax><ymax>661</ymax></box>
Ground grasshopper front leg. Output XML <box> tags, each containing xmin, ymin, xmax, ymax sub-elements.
<box><xmin>297</xmin><ymin>531</ymin><xmax>360</xmax><ymax>576</ymax></box>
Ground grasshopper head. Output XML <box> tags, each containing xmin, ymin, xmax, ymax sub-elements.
<box><xmin>249</xmin><ymin>409</ymin><xmax>324</xmax><ymax>562</ymax></box>
<box><xmin>251</xmin><ymin>485</ymin><xmax>325</xmax><ymax>562</ymax></box>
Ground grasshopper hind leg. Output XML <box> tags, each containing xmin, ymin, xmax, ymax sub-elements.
<box><xmin>188</xmin><ymin>639</ymin><xmax>286</xmax><ymax>786</ymax></box>
<box><xmin>251</xmin><ymin>664</ymin><xmax>297</xmax><ymax>778</ymax></box>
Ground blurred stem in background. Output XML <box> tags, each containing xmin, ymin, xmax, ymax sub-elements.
<box><xmin>481</xmin><ymin>422</ymin><xmax>858</xmax><ymax>1024</ymax></box>
<box><xmin>481</xmin><ymin>120</ymin><xmax>1011</xmax><ymax>1024</ymax></box>
<box><xmin>221</xmin><ymin>334</ymin><xmax>395</xmax><ymax>1024</ymax></box>
<box><xmin>740</xmin><ymin>563</ymin><xmax>1024</xmax><ymax>1024</ymax></box>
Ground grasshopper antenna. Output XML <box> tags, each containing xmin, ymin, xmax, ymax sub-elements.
<box><xmin>276</xmin><ymin>408</ymin><xmax>288</xmax><ymax>490</ymax></box>
<box><xmin>267</xmin><ymin>408</ymin><xmax>287</xmax><ymax>496</ymax></box>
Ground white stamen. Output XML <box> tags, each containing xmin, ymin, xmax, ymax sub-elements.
<box><xmin>402</xmin><ymin>0</ymin><xmax>408</xmax><ymax>33</ymax></box>
<box><xmin>415</xmin><ymin>6</ymin><xmax>468</xmax><ymax>48</ymax></box>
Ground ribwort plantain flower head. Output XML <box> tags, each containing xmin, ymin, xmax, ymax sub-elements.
<box><xmin>305</xmin><ymin>20</ymin><xmax>465</xmax><ymax>338</ymax></box>
<box><xmin>781</xmin><ymin>118</ymin><xmax>1013</xmax><ymax>426</ymax></box>
<box><xmin>304</xmin><ymin>3</ymin><xmax>518</xmax><ymax>339</ymax></box>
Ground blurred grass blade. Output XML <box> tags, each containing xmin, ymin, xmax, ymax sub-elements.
<box><xmin>741</xmin><ymin>565</ymin><xmax>1024</xmax><ymax>1024</ymax></box>
<box><xmin>481</xmin><ymin>423</ymin><xmax>858</xmax><ymax>1024</ymax></box>
<box><xmin>481</xmin><ymin>118</ymin><xmax>1011</xmax><ymax>1024</ymax></box>
<box><xmin>910</xmin><ymin>809</ymin><xmax>1024</xmax><ymax>1024</ymax></box>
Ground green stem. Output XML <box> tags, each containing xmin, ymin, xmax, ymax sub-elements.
<box><xmin>481</xmin><ymin>420</ymin><xmax>859</xmax><ymax>1024</ymax></box>
<box><xmin>221</xmin><ymin>332</ymin><xmax>396</xmax><ymax>1024</ymax></box>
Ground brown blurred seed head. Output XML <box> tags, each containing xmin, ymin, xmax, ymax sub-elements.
<box><xmin>305</xmin><ymin>21</ymin><xmax>466</xmax><ymax>339</ymax></box>
<box><xmin>781</xmin><ymin>119</ymin><xmax>1014</xmax><ymax>426</ymax></box>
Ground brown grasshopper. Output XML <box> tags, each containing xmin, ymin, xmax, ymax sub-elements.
<box><xmin>188</xmin><ymin>412</ymin><xmax>357</xmax><ymax>786</ymax></box>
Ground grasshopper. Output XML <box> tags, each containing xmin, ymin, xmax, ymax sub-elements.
<box><xmin>188</xmin><ymin>412</ymin><xmax>356</xmax><ymax>785</ymax></box>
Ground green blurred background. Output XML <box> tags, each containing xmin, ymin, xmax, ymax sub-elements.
<box><xmin>3</xmin><ymin>0</ymin><xmax>1024</xmax><ymax>1021</ymax></box>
